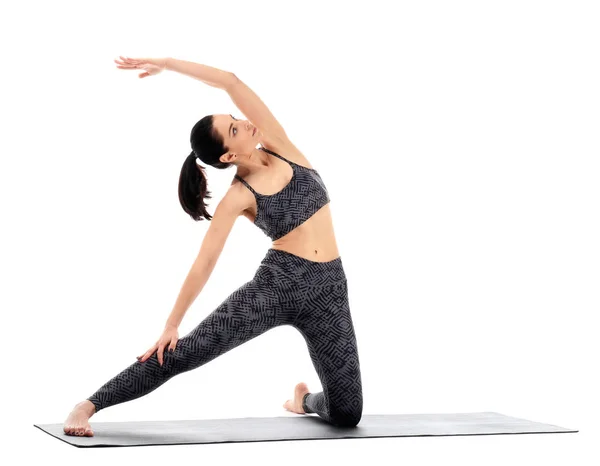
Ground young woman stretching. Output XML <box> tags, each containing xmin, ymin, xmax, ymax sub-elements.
<box><xmin>63</xmin><ymin>56</ymin><xmax>363</xmax><ymax>437</ymax></box>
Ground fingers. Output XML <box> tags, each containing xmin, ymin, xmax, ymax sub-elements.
<box><xmin>136</xmin><ymin>338</ymin><xmax>178</xmax><ymax>365</ymax></box>
<box><xmin>168</xmin><ymin>340</ymin><xmax>177</xmax><ymax>353</ymax></box>
<box><xmin>114</xmin><ymin>56</ymin><xmax>162</xmax><ymax>79</ymax></box>
<box><xmin>114</xmin><ymin>56</ymin><xmax>142</xmax><ymax>69</ymax></box>
<box><xmin>137</xmin><ymin>343</ymin><xmax>158</xmax><ymax>363</ymax></box>
<box><xmin>119</xmin><ymin>55</ymin><xmax>142</xmax><ymax>63</ymax></box>
<box><xmin>154</xmin><ymin>341</ymin><xmax>178</xmax><ymax>366</ymax></box>
<box><xmin>114</xmin><ymin>60</ymin><xmax>137</xmax><ymax>70</ymax></box>
<box><xmin>138</xmin><ymin>351</ymin><xmax>149</xmax><ymax>363</ymax></box>
<box><xmin>157</xmin><ymin>345</ymin><xmax>165</xmax><ymax>366</ymax></box>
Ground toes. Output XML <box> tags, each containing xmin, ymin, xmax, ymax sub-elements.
<box><xmin>64</xmin><ymin>426</ymin><xmax>84</xmax><ymax>436</ymax></box>
<box><xmin>64</xmin><ymin>422</ymin><xmax>93</xmax><ymax>437</ymax></box>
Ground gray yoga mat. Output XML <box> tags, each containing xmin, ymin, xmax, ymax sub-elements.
<box><xmin>34</xmin><ymin>412</ymin><xmax>577</xmax><ymax>448</ymax></box>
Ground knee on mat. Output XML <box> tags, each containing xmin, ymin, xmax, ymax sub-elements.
<box><xmin>331</xmin><ymin>410</ymin><xmax>362</xmax><ymax>428</ymax></box>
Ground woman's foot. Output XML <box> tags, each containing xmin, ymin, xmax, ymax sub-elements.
<box><xmin>63</xmin><ymin>400</ymin><xmax>96</xmax><ymax>437</ymax></box>
<box><xmin>283</xmin><ymin>382</ymin><xmax>310</xmax><ymax>414</ymax></box>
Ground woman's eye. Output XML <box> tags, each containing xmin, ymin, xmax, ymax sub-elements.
<box><xmin>233</xmin><ymin>127</ymin><xmax>237</xmax><ymax>135</ymax></box>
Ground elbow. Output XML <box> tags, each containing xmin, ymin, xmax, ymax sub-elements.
<box><xmin>221</xmin><ymin>72</ymin><xmax>239</xmax><ymax>91</ymax></box>
<box><xmin>224</xmin><ymin>72</ymin><xmax>240</xmax><ymax>91</ymax></box>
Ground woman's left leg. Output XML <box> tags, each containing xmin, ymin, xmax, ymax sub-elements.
<box><xmin>293</xmin><ymin>278</ymin><xmax>363</xmax><ymax>427</ymax></box>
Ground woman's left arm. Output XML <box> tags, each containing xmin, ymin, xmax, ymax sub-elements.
<box><xmin>164</xmin><ymin>57</ymin><xmax>288</xmax><ymax>143</ymax></box>
<box><xmin>165</xmin><ymin>57</ymin><xmax>236</xmax><ymax>89</ymax></box>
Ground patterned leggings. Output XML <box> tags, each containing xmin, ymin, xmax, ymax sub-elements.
<box><xmin>87</xmin><ymin>248</ymin><xmax>363</xmax><ymax>427</ymax></box>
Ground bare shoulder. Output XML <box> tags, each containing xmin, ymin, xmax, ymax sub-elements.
<box><xmin>221</xmin><ymin>176</ymin><xmax>256</xmax><ymax>220</ymax></box>
<box><xmin>223</xmin><ymin>178</ymin><xmax>254</xmax><ymax>217</ymax></box>
<box><xmin>262</xmin><ymin>135</ymin><xmax>316</xmax><ymax>170</ymax></box>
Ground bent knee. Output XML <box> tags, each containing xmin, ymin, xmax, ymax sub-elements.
<box><xmin>331</xmin><ymin>410</ymin><xmax>362</xmax><ymax>428</ymax></box>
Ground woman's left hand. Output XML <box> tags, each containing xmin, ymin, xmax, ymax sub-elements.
<box><xmin>114</xmin><ymin>56</ymin><xmax>167</xmax><ymax>78</ymax></box>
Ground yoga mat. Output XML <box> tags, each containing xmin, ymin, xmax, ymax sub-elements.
<box><xmin>34</xmin><ymin>411</ymin><xmax>577</xmax><ymax>448</ymax></box>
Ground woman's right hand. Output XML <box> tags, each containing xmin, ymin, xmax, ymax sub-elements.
<box><xmin>137</xmin><ymin>324</ymin><xmax>179</xmax><ymax>366</ymax></box>
<box><xmin>114</xmin><ymin>56</ymin><xmax>167</xmax><ymax>79</ymax></box>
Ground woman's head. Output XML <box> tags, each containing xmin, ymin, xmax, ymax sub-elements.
<box><xmin>178</xmin><ymin>113</ymin><xmax>260</xmax><ymax>221</ymax></box>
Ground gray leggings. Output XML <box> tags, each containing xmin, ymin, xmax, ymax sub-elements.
<box><xmin>87</xmin><ymin>248</ymin><xmax>363</xmax><ymax>427</ymax></box>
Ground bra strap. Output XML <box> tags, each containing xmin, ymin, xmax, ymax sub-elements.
<box><xmin>234</xmin><ymin>174</ymin><xmax>258</xmax><ymax>196</ymax></box>
<box><xmin>260</xmin><ymin>147</ymin><xmax>295</xmax><ymax>167</ymax></box>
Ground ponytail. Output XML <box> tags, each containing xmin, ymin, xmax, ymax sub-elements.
<box><xmin>179</xmin><ymin>114</ymin><xmax>233</xmax><ymax>221</ymax></box>
<box><xmin>178</xmin><ymin>150</ymin><xmax>213</xmax><ymax>221</ymax></box>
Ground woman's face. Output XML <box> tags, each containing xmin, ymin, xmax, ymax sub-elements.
<box><xmin>214</xmin><ymin>114</ymin><xmax>260</xmax><ymax>159</ymax></box>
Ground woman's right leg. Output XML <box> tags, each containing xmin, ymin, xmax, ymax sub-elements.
<box><xmin>258</xmin><ymin>248</ymin><xmax>363</xmax><ymax>427</ymax></box>
<box><xmin>293</xmin><ymin>278</ymin><xmax>363</xmax><ymax>427</ymax></box>
<box><xmin>86</xmin><ymin>274</ymin><xmax>297</xmax><ymax>413</ymax></box>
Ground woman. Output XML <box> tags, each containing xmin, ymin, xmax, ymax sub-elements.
<box><xmin>63</xmin><ymin>56</ymin><xmax>363</xmax><ymax>437</ymax></box>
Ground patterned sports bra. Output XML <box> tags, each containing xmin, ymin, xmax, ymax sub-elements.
<box><xmin>234</xmin><ymin>147</ymin><xmax>330</xmax><ymax>241</ymax></box>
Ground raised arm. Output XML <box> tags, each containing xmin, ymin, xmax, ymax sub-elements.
<box><xmin>165</xmin><ymin>57</ymin><xmax>236</xmax><ymax>89</ymax></box>
<box><xmin>164</xmin><ymin>57</ymin><xmax>289</xmax><ymax>145</ymax></box>
<box><xmin>225</xmin><ymin>75</ymin><xmax>289</xmax><ymax>144</ymax></box>
<box><xmin>165</xmin><ymin>186</ymin><xmax>247</xmax><ymax>329</ymax></box>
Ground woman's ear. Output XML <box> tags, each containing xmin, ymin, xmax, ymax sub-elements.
<box><xmin>219</xmin><ymin>151</ymin><xmax>236</xmax><ymax>164</ymax></box>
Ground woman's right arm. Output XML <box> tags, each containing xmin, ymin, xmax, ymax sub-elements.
<box><xmin>165</xmin><ymin>186</ymin><xmax>247</xmax><ymax>329</ymax></box>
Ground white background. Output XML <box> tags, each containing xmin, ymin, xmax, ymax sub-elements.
<box><xmin>2</xmin><ymin>0</ymin><xmax>598</xmax><ymax>464</ymax></box>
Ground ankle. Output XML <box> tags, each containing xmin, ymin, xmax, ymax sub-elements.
<box><xmin>302</xmin><ymin>392</ymin><xmax>311</xmax><ymax>413</ymax></box>
<box><xmin>76</xmin><ymin>400</ymin><xmax>96</xmax><ymax>417</ymax></box>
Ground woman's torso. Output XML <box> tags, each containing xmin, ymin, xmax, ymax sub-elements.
<box><xmin>234</xmin><ymin>139</ymin><xmax>340</xmax><ymax>262</ymax></box>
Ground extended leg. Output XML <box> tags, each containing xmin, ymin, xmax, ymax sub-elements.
<box><xmin>86</xmin><ymin>278</ymin><xmax>286</xmax><ymax>413</ymax></box>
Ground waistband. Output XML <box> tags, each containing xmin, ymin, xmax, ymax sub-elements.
<box><xmin>257</xmin><ymin>248</ymin><xmax>346</xmax><ymax>287</ymax></box>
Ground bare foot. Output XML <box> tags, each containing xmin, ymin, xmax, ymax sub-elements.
<box><xmin>63</xmin><ymin>400</ymin><xmax>96</xmax><ymax>437</ymax></box>
<box><xmin>283</xmin><ymin>382</ymin><xmax>310</xmax><ymax>414</ymax></box>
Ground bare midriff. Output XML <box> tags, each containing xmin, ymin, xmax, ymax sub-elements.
<box><xmin>238</xmin><ymin>137</ymin><xmax>341</xmax><ymax>263</ymax></box>
<box><xmin>271</xmin><ymin>203</ymin><xmax>340</xmax><ymax>262</ymax></box>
